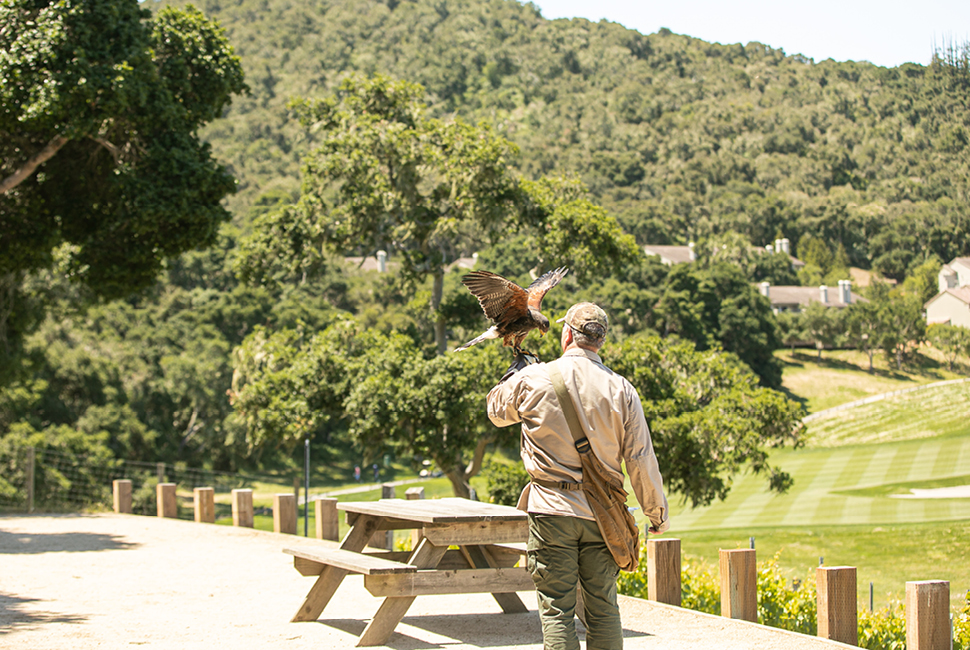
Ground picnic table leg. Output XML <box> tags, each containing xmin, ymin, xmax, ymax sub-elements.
<box><xmin>356</xmin><ymin>537</ymin><xmax>449</xmax><ymax>647</ymax></box>
<box><xmin>292</xmin><ymin>514</ymin><xmax>384</xmax><ymax>622</ymax></box>
<box><xmin>461</xmin><ymin>545</ymin><xmax>529</xmax><ymax>614</ymax></box>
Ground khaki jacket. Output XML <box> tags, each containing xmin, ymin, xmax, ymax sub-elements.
<box><xmin>487</xmin><ymin>348</ymin><xmax>669</xmax><ymax>533</ymax></box>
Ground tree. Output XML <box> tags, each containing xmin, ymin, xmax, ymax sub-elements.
<box><xmin>290</xmin><ymin>75</ymin><xmax>521</xmax><ymax>355</ymax></box>
<box><xmin>603</xmin><ymin>334</ymin><xmax>804</xmax><ymax>507</ymax></box>
<box><xmin>926</xmin><ymin>323</ymin><xmax>969</xmax><ymax>371</ymax></box>
<box><xmin>876</xmin><ymin>292</ymin><xmax>927</xmax><ymax>371</ymax></box>
<box><xmin>775</xmin><ymin>310</ymin><xmax>805</xmax><ymax>354</ymax></box>
<box><xmin>845</xmin><ymin>301</ymin><xmax>882</xmax><ymax>373</ymax></box>
<box><xmin>0</xmin><ymin>0</ymin><xmax>247</xmax><ymax>368</ymax></box>
<box><xmin>802</xmin><ymin>302</ymin><xmax>840</xmax><ymax>359</ymax></box>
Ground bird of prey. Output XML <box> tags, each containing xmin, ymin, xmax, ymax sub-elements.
<box><xmin>455</xmin><ymin>267</ymin><xmax>569</xmax><ymax>355</ymax></box>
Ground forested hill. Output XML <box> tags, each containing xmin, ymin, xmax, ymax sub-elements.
<box><xmin>160</xmin><ymin>0</ymin><xmax>970</xmax><ymax>278</ymax></box>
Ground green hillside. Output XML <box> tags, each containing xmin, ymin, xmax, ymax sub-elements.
<box><xmin>159</xmin><ymin>0</ymin><xmax>970</xmax><ymax>279</ymax></box>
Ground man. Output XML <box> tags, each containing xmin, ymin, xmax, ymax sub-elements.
<box><xmin>487</xmin><ymin>302</ymin><xmax>669</xmax><ymax>650</ymax></box>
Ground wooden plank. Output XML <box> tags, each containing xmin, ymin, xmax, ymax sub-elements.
<box><xmin>291</xmin><ymin>515</ymin><xmax>383</xmax><ymax>622</ymax></box>
<box><xmin>193</xmin><ymin>487</ymin><xmax>215</xmax><ymax>524</ymax></box>
<box><xmin>362</xmin><ymin>549</ymin><xmax>474</xmax><ymax>571</ymax></box>
<box><xmin>364</xmin><ymin>567</ymin><xmax>534</xmax><ymax>597</ymax></box>
<box><xmin>906</xmin><ymin>580</ymin><xmax>950</xmax><ymax>650</ymax></box>
<box><xmin>462</xmin><ymin>544</ymin><xmax>528</xmax><ymax>613</ymax></box>
<box><xmin>339</xmin><ymin>497</ymin><xmax>527</xmax><ymax>524</ymax></box>
<box><xmin>284</xmin><ymin>547</ymin><xmax>417</xmax><ymax>575</ymax></box>
<box><xmin>294</xmin><ymin>556</ymin><xmax>325</xmax><ymax>577</ymax></box>
<box><xmin>817</xmin><ymin>566</ymin><xmax>857</xmax><ymax>645</ymax></box>
<box><xmin>355</xmin><ymin>538</ymin><xmax>448</xmax><ymax>647</ymax></box>
<box><xmin>422</xmin><ymin>520</ymin><xmax>528</xmax><ymax>546</ymax></box>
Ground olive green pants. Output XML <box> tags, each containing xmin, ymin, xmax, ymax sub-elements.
<box><xmin>526</xmin><ymin>513</ymin><xmax>622</xmax><ymax>650</ymax></box>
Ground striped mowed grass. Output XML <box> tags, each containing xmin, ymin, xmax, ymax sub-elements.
<box><xmin>664</xmin><ymin>381</ymin><xmax>970</xmax><ymax>530</ymax></box>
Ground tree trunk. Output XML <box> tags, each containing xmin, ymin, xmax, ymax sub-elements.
<box><xmin>431</xmin><ymin>268</ymin><xmax>446</xmax><ymax>356</ymax></box>
<box><xmin>1</xmin><ymin>135</ymin><xmax>69</xmax><ymax>194</ymax></box>
<box><xmin>444</xmin><ymin>469</ymin><xmax>471</xmax><ymax>498</ymax></box>
<box><xmin>0</xmin><ymin>272</ymin><xmax>19</xmax><ymax>358</ymax></box>
<box><xmin>867</xmin><ymin>349</ymin><xmax>874</xmax><ymax>374</ymax></box>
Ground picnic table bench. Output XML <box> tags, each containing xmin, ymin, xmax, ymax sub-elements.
<box><xmin>284</xmin><ymin>497</ymin><xmax>532</xmax><ymax>646</ymax></box>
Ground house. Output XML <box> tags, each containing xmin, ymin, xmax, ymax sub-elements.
<box><xmin>925</xmin><ymin>258</ymin><xmax>970</xmax><ymax>327</ymax></box>
<box><xmin>644</xmin><ymin>238</ymin><xmax>805</xmax><ymax>269</ymax></box>
<box><xmin>758</xmin><ymin>280</ymin><xmax>863</xmax><ymax>313</ymax></box>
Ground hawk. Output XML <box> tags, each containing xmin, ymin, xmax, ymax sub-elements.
<box><xmin>455</xmin><ymin>267</ymin><xmax>569</xmax><ymax>355</ymax></box>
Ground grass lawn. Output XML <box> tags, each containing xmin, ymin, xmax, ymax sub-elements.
<box><xmin>670</xmin><ymin>520</ymin><xmax>970</xmax><ymax>610</ymax></box>
<box><xmin>777</xmin><ymin>347</ymin><xmax>967</xmax><ymax>414</ymax></box>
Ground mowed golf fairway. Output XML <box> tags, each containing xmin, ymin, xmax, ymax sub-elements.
<box><xmin>664</xmin><ymin>381</ymin><xmax>970</xmax><ymax>530</ymax></box>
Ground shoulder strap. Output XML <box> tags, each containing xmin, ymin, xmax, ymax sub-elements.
<box><xmin>547</xmin><ymin>361</ymin><xmax>588</xmax><ymax>446</ymax></box>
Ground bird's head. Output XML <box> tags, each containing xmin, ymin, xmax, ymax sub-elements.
<box><xmin>537</xmin><ymin>313</ymin><xmax>550</xmax><ymax>335</ymax></box>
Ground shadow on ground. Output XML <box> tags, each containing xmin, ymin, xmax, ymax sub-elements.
<box><xmin>319</xmin><ymin>612</ymin><xmax>649</xmax><ymax>649</ymax></box>
<box><xmin>0</xmin><ymin>529</ymin><xmax>138</xmax><ymax>554</ymax></box>
<box><xmin>0</xmin><ymin>592</ymin><xmax>87</xmax><ymax>634</ymax></box>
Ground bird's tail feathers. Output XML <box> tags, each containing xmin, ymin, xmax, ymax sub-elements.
<box><xmin>454</xmin><ymin>326</ymin><xmax>499</xmax><ymax>352</ymax></box>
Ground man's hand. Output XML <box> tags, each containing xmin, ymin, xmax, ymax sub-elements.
<box><xmin>499</xmin><ymin>351</ymin><xmax>539</xmax><ymax>383</ymax></box>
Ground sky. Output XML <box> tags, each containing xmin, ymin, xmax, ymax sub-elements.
<box><xmin>528</xmin><ymin>0</ymin><xmax>970</xmax><ymax>69</ymax></box>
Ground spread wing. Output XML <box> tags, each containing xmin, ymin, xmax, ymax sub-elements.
<box><xmin>527</xmin><ymin>267</ymin><xmax>568</xmax><ymax>311</ymax></box>
<box><xmin>461</xmin><ymin>271</ymin><xmax>529</xmax><ymax>323</ymax></box>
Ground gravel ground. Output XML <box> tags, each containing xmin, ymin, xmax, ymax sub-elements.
<box><xmin>0</xmin><ymin>513</ymin><xmax>856</xmax><ymax>649</ymax></box>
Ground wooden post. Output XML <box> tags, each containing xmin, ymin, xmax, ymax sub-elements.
<box><xmin>369</xmin><ymin>484</ymin><xmax>395</xmax><ymax>549</ymax></box>
<box><xmin>231</xmin><ymin>488</ymin><xmax>254</xmax><ymax>528</ymax></box>
<box><xmin>648</xmin><ymin>538</ymin><xmax>681</xmax><ymax>606</ymax></box>
<box><xmin>405</xmin><ymin>486</ymin><xmax>425</xmax><ymax>549</ymax></box>
<box><xmin>719</xmin><ymin>549</ymin><xmax>757</xmax><ymax>621</ymax></box>
<box><xmin>906</xmin><ymin>580</ymin><xmax>950</xmax><ymax>650</ymax></box>
<box><xmin>816</xmin><ymin>566</ymin><xmax>858</xmax><ymax>645</ymax></box>
<box><xmin>156</xmin><ymin>482</ymin><xmax>177</xmax><ymax>518</ymax></box>
<box><xmin>274</xmin><ymin>493</ymin><xmax>297</xmax><ymax>534</ymax></box>
<box><xmin>25</xmin><ymin>446</ymin><xmax>35</xmax><ymax>514</ymax></box>
<box><xmin>113</xmin><ymin>479</ymin><xmax>132</xmax><ymax>514</ymax></box>
<box><xmin>315</xmin><ymin>497</ymin><xmax>339</xmax><ymax>541</ymax></box>
<box><xmin>193</xmin><ymin>487</ymin><xmax>215</xmax><ymax>523</ymax></box>
<box><xmin>156</xmin><ymin>462</ymin><xmax>165</xmax><ymax>484</ymax></box>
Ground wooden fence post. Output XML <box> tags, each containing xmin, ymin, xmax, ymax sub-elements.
<box><xmin>274</xmin><ymin>493</ymin><xmax>297</xmax><ymax>534</ymax></box>
<box><xmin>719</xmin><ymin>548</ymin><xmax>757</xmax><ymax>622</ymax></box>
<box><xmin>231</xmin><ymin>488</ymin><xmax>254</xmax><ymax>528</ymax></box>
<box><xmin>906</xmin><ymin>580</ymin><xmax>950</xmax><ymax>650</ymax></box>
<box><xmin>405</xmin><ymin>486</ymin><xmax>425</xmax><ymax>549</ymax></box>
<box><xmin>369</xmin><ymin>483</ymin><xmax>395</xmax><ymax>549</ymax></box>
<box><xmin>156</xmin><ymin>483</ymin><xmax>177</xmax><ymax>518</ymax></box>
<box><xmin>113</xmin><ymin>479</ymin><xmax>132</xmax><ymax>514</ymax></box>
<box><xmin>194</xmin><ymin>487</ymin><xmax>215</xmax><ymax>523</ymax></box>
<box><xmin>648</xmin><ymin>538</ymin><xmax>681</xmax><ymax>606</ymax></box>
<box><xmin>816</xmin><ymin>566</ymin><xmax>857</xmax><ymax>645</ymax></box>
<box><xmin>315</xmin><ymin>497</ymin><xmax>339</xmax><ymax>541</ymax></box>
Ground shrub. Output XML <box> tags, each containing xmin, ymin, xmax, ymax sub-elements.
<box><xmin>482</xmin><ymin>460</ymin><xmax>530</xmax><ymax>507</ymax></box>
<box><xmin>955</xmin><ymin>590</ymin><xmax>970</xmax><ymax>650</ymax></box>
<box><xmin>757</xmin><ymin>555</ymin><xmax>816</xmax><ymax>635</ymax></box>
<box><xmin>858</xmin><ymin>599</ymin><xmax>906</xmax><ymax>650</ymax></box>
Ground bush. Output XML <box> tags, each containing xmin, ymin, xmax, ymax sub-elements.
<box><xmin>757</xmin><ymin>555</ymin><xmax>816</xmax><ymax>635</ymax></box>
<box><xmin>955</xmin><ymin>590</ymin><xmax>970</xmax><ymax>650</ymax></box>
<box><xmin>858</xmin><ymin>599</ymin><xmax>906</xmax><ymax>650</ymax></box>
<box><xmin>482</xmin><ymin>460</ymin><xmax>530</xmax><ymax>507</ymax></box>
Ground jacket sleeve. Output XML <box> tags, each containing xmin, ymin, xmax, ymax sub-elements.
<box><xmin>486</xmin><ymin>371</ymin><xmax>527</xmax><ymax>427</ymax></box>
<box><xmin>622</xmin><ymin>384</ymin><xmax>670</xmax><ymax>533</ymax></box>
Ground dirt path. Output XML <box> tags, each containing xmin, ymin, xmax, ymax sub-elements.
<box><xmin>0</xmin><ymin>514</ymin><xmax>855</xmax><ymax>649</ymax></box>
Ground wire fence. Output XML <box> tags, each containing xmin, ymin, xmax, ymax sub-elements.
<box><xmin>0</xmin><ymin>446</ymin><xmax>299</xmax><ymax>520</ymax></box>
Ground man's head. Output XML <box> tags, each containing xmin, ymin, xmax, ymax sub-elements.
<box><xmin>558</xmin><ymin>302</ymin><xmax>608</xmax><ymax>351</ymax></box>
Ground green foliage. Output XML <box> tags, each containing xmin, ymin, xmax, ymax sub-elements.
<box><xmin>927</xmin><ymin>323</ymin><xmax>970</xmax><ymax>371</ymax></box>
<box><xmin>956</xmin><ymin>590</ymin><xmax>970</xmax><ymax>650</ymax></box>
<box><xmin>756</xmin><ymin>556</ymin><xmax>816</xmax><ymax>635</ymax></box>
<box><xmin>857</xmin><ymin>600</ymin><xmax>907</xmax><ymax>650</ymax></box>
<box><xmin>482</xmin><ymin>459</ymin><xmax>530</xmax><ymax>506</ymax></box>
<box><xmin>603</xmin><ymin>334</ymin><xmax>803</xmax><ymax>506</ymax></box>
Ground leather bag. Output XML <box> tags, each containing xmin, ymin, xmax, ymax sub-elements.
<box><xmin>542</xmin><ymin>362</ymin><xmax>641</xmax><ymax>572</ymax></box>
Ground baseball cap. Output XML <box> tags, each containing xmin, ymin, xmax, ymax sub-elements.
<box><xmin>557</xmin><ymin>302</ymin><xmax>608</xmax><ymax>339</ymax></box>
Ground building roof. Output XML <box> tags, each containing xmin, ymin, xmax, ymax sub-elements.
<box><xmin>925</xmin><ymin>286</ymin><xmax>970</xmax><ymax>308</ymax></box>
<box><xmin>643</xmin><ymin>245</ymin><xmax>695</xmax><ymax>265</ymax></box>
<box><xmin>764</xmin><ymin>285</ymin><xmax>866</xmax><ymax>308</ymax></box>
<box><xmin>950</xmin><ymin>257</ymin><xmax>970</xmax><ymax>270</ymax></box>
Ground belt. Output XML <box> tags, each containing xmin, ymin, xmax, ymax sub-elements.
<box><xmin>531</xmin><ymin>478</ymin><xmax>583</xmax><ymax>491</ymax></box>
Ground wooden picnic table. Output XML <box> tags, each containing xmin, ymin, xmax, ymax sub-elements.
<box><xmin>285</xmin><ymin>497</ymin><xmax>533</xmax><ymax>646</ymax></box>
